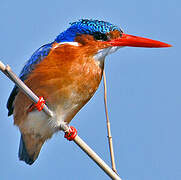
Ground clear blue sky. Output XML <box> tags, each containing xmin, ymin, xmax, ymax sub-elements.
<box><xmin>0</xmin><ymin>0</ymin><xmax>180</xmax><ymax>179</ymax></box>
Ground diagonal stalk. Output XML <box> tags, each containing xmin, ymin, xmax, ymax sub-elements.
<box><xmin>0</xmin><ymin>60</ymin><xmax>121</xmax><ymax>180</ymax></box>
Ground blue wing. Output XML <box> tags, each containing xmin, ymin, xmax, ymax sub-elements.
<box><xmin>7</xmin><ymin>43</ymin><xmax>52</xmax><ymax>116</ymax></box>
<box><xmin>19</xmin><ymin>43</ymin><xmax>52</xmax><ymax>81</ymax></box>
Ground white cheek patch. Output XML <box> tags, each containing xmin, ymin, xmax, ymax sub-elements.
<box><xmin>59</xmin><ymin>42</ymin><xmax>80</xmax><ymax>46</ymax></box>
<box><xmin>53</xmin><ymin>42</ymin><xmax>80</xmax><ymax>49</ymax></box>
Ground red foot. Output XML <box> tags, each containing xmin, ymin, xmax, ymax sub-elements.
<box><xmin>28</xmin><ymin>96</ymin><xmax>45</xmax><ymax>112</ymax></box>
<box><xmin>64</xmin><ymin>126</ymin><xmax>77</xmax><ymax>141</ymax></box>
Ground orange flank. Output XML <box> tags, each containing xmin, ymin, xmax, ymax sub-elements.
<box><xmin>14</xmin><ymin>35</ymin><xmax>106</xmax><ymax>126</ymax></box>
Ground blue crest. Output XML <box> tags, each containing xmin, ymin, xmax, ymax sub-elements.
<box><xmin>55</xmin><ymin>19</ymin><xmax>121</xmax><ymax>43</ymax></box>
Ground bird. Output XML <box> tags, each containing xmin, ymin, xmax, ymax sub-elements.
<box><xmin>6</xmin><ymin>19</ymin><xmax>171</xmax><ymax>165</ymax></box>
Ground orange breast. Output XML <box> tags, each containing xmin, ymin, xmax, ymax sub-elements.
<box><xmin>13</xmin><ymin>42</ymin><xmax>104</xmax><ymax>125</ymax></box>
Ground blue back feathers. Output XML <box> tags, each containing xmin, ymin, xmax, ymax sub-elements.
<box><xmin>19</xmin><ymin>43</ymin><xmax>52</xmax><ymax>81</ymax></box>
<box><xmin>55</xmin><ymin>19</ymin><xmax>121</xmax><ymax>43</ymax></box>
<box><xmin>7</xmin><ymin>43</ymin><xmax>52</xmax><ymax>115</ymax></box>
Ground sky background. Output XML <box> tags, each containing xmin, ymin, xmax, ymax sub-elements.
<box><xmin>0</xmin><ymin>0</ymin><xmax>180</xmax><ymax>179</ymax></box>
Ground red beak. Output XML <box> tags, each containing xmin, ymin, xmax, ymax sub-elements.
<box><xmin>108</xmin><ymin>33</ymin><xmax>172</xmax><ymax>48</ymax></box>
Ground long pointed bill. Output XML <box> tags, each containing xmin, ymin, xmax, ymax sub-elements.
<box><xmin>108</xmin><ymin>33</ymin><xmax>172</xmax><ymax>48</ymax></box>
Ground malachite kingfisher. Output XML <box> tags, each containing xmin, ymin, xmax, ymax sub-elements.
<box><xmin>7</xmin><ymin>19</ymin><xmax>171</xmax><ymax>165</ymax></box>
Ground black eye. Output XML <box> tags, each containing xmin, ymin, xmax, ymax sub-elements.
<box><xmin>120</xmin><ymin>31</ymin><xmax>123</xmax><ymax>37</ymax></box>
<box><xmin>93</xmin><ymin>32</ymin><xmax>108</xmax><ymax>41</ymax></box>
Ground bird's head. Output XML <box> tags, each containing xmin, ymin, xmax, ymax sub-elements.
<box><xmin>55</xmin><ymin>19</ymin><xmax>171</xmax><ymax>61</ymax></box>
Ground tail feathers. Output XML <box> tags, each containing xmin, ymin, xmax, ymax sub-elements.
<box><xmin>18</xmin><ymin>134</ymin><xmax>44</xmax><ymax>165</ymax></box>
<box><xmin>18</xmin><ymin>135</ymin><xmax>34</xmax><ymax>165</ymax></box>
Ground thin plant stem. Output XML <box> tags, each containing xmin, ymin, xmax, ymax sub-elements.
<box><xmin>103</xmin><ymin>70</ymin><xmax>117</xmax><ymax>174</ymax></box>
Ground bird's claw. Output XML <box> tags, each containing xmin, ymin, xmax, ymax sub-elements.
<box><xmin>28</xmin><ymin>96</ymin><xmax>45</xmax><ymax>112</ymax></box>
<box><xmin>64</xmin><ymin>126</ymin><xmax>77</xmax><ymax>141</ymax></box>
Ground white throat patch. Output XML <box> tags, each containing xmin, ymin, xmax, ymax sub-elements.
<box><xmin>93</xmin><ymin>47</ymin><xmax>120</xmax><ymax>62</ymax></box>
